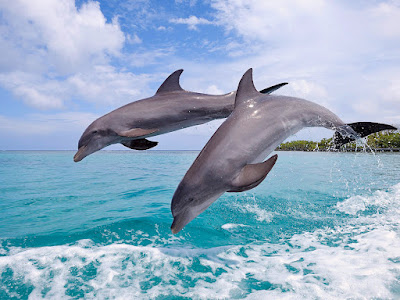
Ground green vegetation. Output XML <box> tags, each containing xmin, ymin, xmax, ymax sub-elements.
<box><xmin>276</xmin><ymin>140</ymin><xmax>318</xmax><ymax>151</ymax></box>
<box><xmin>277</xmin><ymin>130</ymin><xmax>400</xmax><ymax>151</ymax></box>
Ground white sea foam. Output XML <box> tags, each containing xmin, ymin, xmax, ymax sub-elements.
<box><xmin>1</xmin><ymin>225</ymin><xmax>398</xmax><ymax>299</ymax></box>
<box><xmin>242</xmin><ymin>203</ymin><xmax>274</xmax><ymax>223</ymax></box>
<box><xmin>1</xmin><ymin>184</ymin><xmax>399</xmax><ymax>299</ymax></box>
<box><xmin>221</xmin><ymin>223</ymin><xmax>248</xmax><ymax>230</ymax></box>
<box><xmin>337</xmin><ymin>182</ymin><xmax>400</xmax><ymax>216</ymax></box>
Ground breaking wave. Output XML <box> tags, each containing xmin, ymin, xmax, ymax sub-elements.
<box><xmin>1</xmin><ymin>183</ymin><xmax>399</xmax><ymax>299</ymax></box>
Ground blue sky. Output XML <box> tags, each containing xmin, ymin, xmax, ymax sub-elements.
<box><xmin>1</xmin><ymin>0</ymin><xmax>399</xmax><ymax>150</ymax></box>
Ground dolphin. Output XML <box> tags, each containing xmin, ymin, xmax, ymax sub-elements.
<box><xmin>170</xmin><ymin>68</ymin><xmax>397</xmax><ymax>233</ymax></box>
<box><xmin>74</xmin><ymin>70</ymin><xmax>288</xmax><ymax>162</ymax></box>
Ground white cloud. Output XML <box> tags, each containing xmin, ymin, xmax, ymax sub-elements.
<box><xmin>369</xmin><ymin>2</ymin><xmax>400</xmax><ymax>39</ymax></box>
<box><xmin>287</xmin><ymin>80</ymin><xmax>333</xmax><ymax>110</ymax></box>
<box><xmin>0</xmin><ymin>72</ymin><xmax>67</xmax><ymax>109</ymax></box>
<box><xmin>0</xmin><ymin>112</ymin><xmax>99</xmax><ymax>136</ymax></box>
<box><xmin>126</xmin><ymin>33</ymin><xmax>142</xmax><ymax>44</ymax></box>
<box><xmin>68</xmin><ymin>65</ymin><xmax>151</xmax><ymax>106</ymax></box>
<box><xmin>212</xmin><ymin>0</ymin><xmax>330</xmax><ymax>44</ymax></box>
<box><xmin>203</xmin><ymin>85</ymin><xmax>224</xmax><ymax>95</ymax></box>
<box><xmin>175</xmin><ymin>0</ymin><xmax>198</xmax><ymax>6</ymax></box>
<box><xmin>13</xmin><ymin>86</ymin><xmax>64</xmax><ymax>110</ymax></box>
<box><xmin>0</xmin><ymin>0</ymin><xmax>147</xmax><ymax>110</ymax></box>
<box><xmin>0</xmin><ymin>66</ymin><xmax>152</xmax><ymax>109</ymax></box>
<box><xmin>127</xmin><ymin>48</ymin><xmax>175</xmax><ymax>67</ymax></box>
<box><xmin>170</xmin><ymin>15</ymin><xmax>213</xmax><ymax>30</ymax></box>
<box><xmin>0</xmin><ymin>112</ymin><xmax>104</xmax><ymax>150</ymax></box>
<box><xmin>1</xmin><ymin>0</ymin><xmax>399</xmax><ymax>150</ymax></box>
<box><xmin>0</xmin><ymin>0</ymin><xmax>124</xmax><ymax>74</ymax></box>
<box><xmin>202</xmin><ymin>0</ymin><xmax>400</xmax><ymax>124</ymax></box>
<box><xmin>290</xmin><ymin>80</ymin><xmax>327</xmax><ymax>99</ymax></box>
<box><xmin>382</xmin><ymin>79</ymin><xmax>400</xmax><ymax>106</ymax></box>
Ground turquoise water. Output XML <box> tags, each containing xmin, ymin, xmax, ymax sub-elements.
<box><xmin>0</xmin><ymin>150</ymin><xmax>399</xmax><ymax>299</ymax></box>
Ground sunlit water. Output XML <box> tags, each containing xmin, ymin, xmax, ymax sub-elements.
<box><xmin>0</xmin><ymin>150</ymin><xmax>399</xmax><ymax>299</ymax></box>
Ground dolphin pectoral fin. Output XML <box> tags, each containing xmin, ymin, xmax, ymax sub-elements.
<box><xmin>259</xmin><ymin>82</ymin><xmax>288</xmax><ymax>94</ymax></box>
<box><xmin>228</xmin><ymin>154</ymin><xmax>278</xmax><ymax>192</ymax></box>
<box><xmin>333</xmin><ymin>122</ymin><xmax>397</xmax><ymax>148</ymax></box>
<box><xmin>121</xmin><ymin>139</ymin><xmax>158</xmax><ymax>150</ymax></box>
<box><xmin>118</xmin><ymin>128</ymin><xmax>158</xmax><ymax>138</ymax></box>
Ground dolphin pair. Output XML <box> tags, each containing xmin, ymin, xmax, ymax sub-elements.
<box><xmin>170</xmin><ymin>69</ymin><xmax>397</xmax><ymax>233</ymax></box>
<box><xmin>74</xmin><ymin>68</ymin><xmax>395</xmax><ymax>234</ymax></box>
<box><xmin>74</xmin><ymin>70</ymin><xmax>286</xmax><ymax>162</ymax></box>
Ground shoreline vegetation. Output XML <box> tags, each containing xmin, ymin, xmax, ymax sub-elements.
<box><xmin>276</xmin><ymin>130</ymin><xmax>400</xmax><ymax>152</ymax></box>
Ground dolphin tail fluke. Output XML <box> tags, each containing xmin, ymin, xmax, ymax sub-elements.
<box><xmin>259</xmin><ymin>82</ymin><xmax>288</xmax><ymax>94</ymax></box>
<box><xmin>228</xmin><ymin>154</ymin><xmax>278</xmax><ymax>192</ymax></box>
<box><xmin>333</xmin><ymin>122</ymin><xmax>397</xmax><ymax>148</ymax></box>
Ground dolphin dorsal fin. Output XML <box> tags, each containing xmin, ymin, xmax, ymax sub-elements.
<box><xmin>156</xmin><ymin>69</ymin><xmax>184</xmax><ymax>94</ymax></box>
<box><xmin>235</xmin><ymin>68</ymin><xmax>261</xmax><ymax>108</ymax></box>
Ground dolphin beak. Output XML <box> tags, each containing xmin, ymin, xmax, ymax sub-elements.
<box><xmin>171</xmin><ymin>217</ymin><xmax>182</xmax><ymax>234</ymax></box>
<box><xmin>74</xmin><ymin>146</ymin><xmax>87</xmax><ymax>162</ymax></box>
<box><xmin>171</xmin><ymin>226</ymin><xmax>179</xmax><ymax>235</ymax></box>
<box><xmin>170</xmin><ymin>210</ymin><xmax>192</xmax><ymax>234</ymax></box>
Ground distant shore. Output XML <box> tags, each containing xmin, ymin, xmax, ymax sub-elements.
<box><xmin>276</xmin><ymin>148</ymin><xmax>400</xmax><ymax>152</ymax></box>
<box><xmin>277</xmin><ymin>130</ymin><xmax>399</xmax><ymax>152</ymax></box>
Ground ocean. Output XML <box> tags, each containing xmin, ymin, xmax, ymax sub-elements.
<box><xmin>0</xmin><ymin>150</ymin><xmax>399</xmax><ymax>299</ymax></box>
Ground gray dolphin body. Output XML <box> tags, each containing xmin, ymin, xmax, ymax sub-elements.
<box><xmin>74</xmin><ymin>70</ymin><xmax>287</xmax><ymax>162</ymax></box>
<box><xmin>170</xmin><ymin>69</ymin><xmax>397</xmax><ymax>233</ymax></box>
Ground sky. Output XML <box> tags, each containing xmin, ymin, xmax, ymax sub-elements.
<box><xmin>0</xmin><ymin>0</ymin><xmax>399</xmax><ymax>150</ymax></box>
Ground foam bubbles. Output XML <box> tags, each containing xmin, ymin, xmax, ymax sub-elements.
<box><xmin>1</xmin><ymin>224</ymin><xmax>399</xmax><ymax>298</ymax></box>
<box><xmin>337</xmin><ymin>183</ymin><xmax>400</xmax><ymax>217</ymax></box>
<box><xmin>242</xmin><ymin>203</ymin><xmax>274</xmax><ymax>223</ymax></box>
<box><xmin>1</xmin><ymin>183</ymin><xmax>400</xmax><ymax>299</ymax></box>
<box><xmin>221</xmin><ymin>223</ymin><xmax>248</xmax><ymax>230</ymax></box>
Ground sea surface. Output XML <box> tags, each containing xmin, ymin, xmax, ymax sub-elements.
<box><xmin>0</xmin><ymin>150</ymin><xmax>399</xmax><ymax>299</ymax></box>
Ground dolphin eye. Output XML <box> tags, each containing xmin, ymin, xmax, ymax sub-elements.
<box><xmin>92</xmin><ymin>130</ymin><xmax>98</xmax><ymax>134</ymax></box>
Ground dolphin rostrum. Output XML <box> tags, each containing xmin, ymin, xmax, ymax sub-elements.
<box><xmin>74</xmin><ymin>70</ymin><xmax>288</xmax><ymax>162</ymax></box>
<box><xmin>170</xmin><ymin>68</ymin><xmax>397</xmax><ymax>233</ymax></box>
